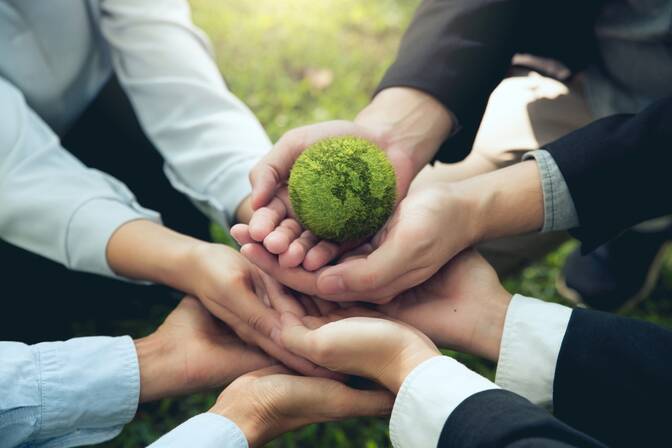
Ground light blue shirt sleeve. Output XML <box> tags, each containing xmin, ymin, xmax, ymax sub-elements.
<box><xmin>148</xmin><ymin>413</ymin><xmax>248</xmax><ymax>448</ymax></box>
<box><xmin>523</xmin><ymin>149</ymin><xmax>580</xmax><ymax>232</ymax></box>
<box><xmin>0</xmin><ymin>336</ymin><xmax>140</xmax><ymax>448</ymax></box>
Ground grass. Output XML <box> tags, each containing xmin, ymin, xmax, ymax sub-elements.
<box><xmin>98</xmin><ymin>0</ymin><xmax>672</xmax><ymax>446</ymax></box>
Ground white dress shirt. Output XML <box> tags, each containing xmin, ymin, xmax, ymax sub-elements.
<box><xmin>389</xmin><ymin>295</ymin><xmax>573</xmax><ymax>448</ymax></box>
<box><xmin>0</xmin><ymin>0</ymin><xmax>271</xmax><ymax>278</ymax></box>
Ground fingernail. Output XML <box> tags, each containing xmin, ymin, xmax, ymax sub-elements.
<box><xmin>320</xmin><ymin>275</ymin><xmax>345</xmax><ymax>294</ymax></box>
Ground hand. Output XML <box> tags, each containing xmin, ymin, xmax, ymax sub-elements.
<box><xmin>135</xmin><ymin>296</ymin><xmax>272</xmax><ymax>403</ymax></box>
<box><xmin>180</xmin><ymin>243</ymin><xmax>338</xmax><ymax>378</ymax></box>
<box><xmin>236</xmin><ymin>159</ymin><xmax>544</xmax><ymax>302</ymax></box>
<box><xmin>278</xmin><ymin>311</ymin><xmax>440</xmax><ymax>393</ymax></box>
<box><xmin>211</xmin><ymin>365</ymin><xmax>394</xmax><ymax>448</ymax></box>
<box><xmin>236</xmin><ymin>182</ymin><xmax>477</xmax><ymax>303</ymax></box>
<box><xmin>106</xmin><ymin>220</ymin><xmax>334</xmax><ymax>377</ymax></box>
<box><xmin>236</xmin><ymin>88</ymin><xmax>453</xmax><ymax>272</ymax></box>
<box><xmin>379</xmin><ymin>250</ymin><xmax>512</xmax><ymax>362</ymax></box>
<box><xmin>233</xmin><ymin>120</ymin><xmax>415</xmax><ymax>273</ymax></box>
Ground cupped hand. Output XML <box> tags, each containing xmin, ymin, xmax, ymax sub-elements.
<box><xmin>183</xmin><ymin>243</ymin><xmax>338</xmax><ymax>378</ymax></box>
<box><xmin>211</xmin><ymin>365</ymin><xmax>394</xmax><ymax>447</ymax></box>
<box><xmin>277</xmin><ymin>311</ymin><xmax>440</xmax><ymax>393</ymax></box>
<box><xmin>232</xmin><ymin>120</ymin><xmax>416</xmax><ymax>272</ymax></box>
<box><xmin>379</xmin><ymin>249</ymin><xmax>512</xmax><ymax>361</ymax></box>
<box><xmin>237</xmin><ymin>182</ymin><xmax>481</xmax><ymax>303</ymax></box>
<box><xmin>135</xmin><ymin>296</ymin><xmax>273</xmax><ymax>402</ymax></box>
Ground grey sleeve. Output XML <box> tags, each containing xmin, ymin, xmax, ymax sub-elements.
<box><xmin>523</xmin><ymin>149</ymin><xmax>579</xmax><ymax>232</ymax></box>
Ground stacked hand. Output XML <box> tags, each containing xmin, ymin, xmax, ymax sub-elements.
<box><xmin>135</xmin><ymin>296</ymin><xmax>273</xmax><ymax>403</ymax></box>
<box><xmin>212</xmin><ymin>365</ymin><xmax>393</xmax><ymax>448</ymax></box>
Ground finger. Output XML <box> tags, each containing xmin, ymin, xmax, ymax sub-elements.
<box><xmin>230</xmin><ymin>224</ymin><xmax>256</xmax><ymax>246</ymax></box>
<box><xmin>248</xmin><ymin>197</ymin><xmax>288</xmax><ymax>242</ymax></box>
<box><xmin>278</xmin><ymin>312</ymin><xmax>317</xmax><ymax>359</ymax></box>
<box><xmin>279</xmin><ymin>231</ymin><xmax>318</xmax><ymax>268</ymax></box>
<box><xmin>316</xmin><ymin>237</ymin><xmax>407</xmax><ymax>297</ymax></box>
<box><xmin>245</xmin><ymin>364</ymin><xmax>292</xmax><ymax>379</ymax></box>
<box><xmin>253</xmin><ymin>330</ymin><xmax>340</xmax><ymax>380</ymax></box>
<box><xmin>262</xmin><ymin>273</ymin><xmax>306</xmax><ymax>316</ymax></box>
<box><xmin>332</xmin><ymin>387</ymin><xmax>394</xmax><ymax>418</ymax></box>
<box><xmin>303</xmin><ymin>240</ymin><xmax>342</xmax><ymax>271</ymax></box>
<box><xmin>311</xmin><ymin>296</ymin><xmax>340</xmax><ymax>315</ymax></box>
<box><xmin>301</xmin><ymin>315</ymin><xmax>331</xmax><ymax>330</ymax></box>
<box><xmin>263</xmin><ymin>219</ymin><xmax>303</xmax><ymax>255</ymax></box>
<box><xmin>298</xmin><ymin>295</ymin><xmax>321</xmax><ymax>316</ymax></box>
<box><xmin>250</xmin><ymin>163</ymin><xmax>282</xmax><ymax>210</ymax></box>
<box><xmin>240</xmin><ymin>243</ymin><xmax>322</xmax><ymax>295</ymax></box>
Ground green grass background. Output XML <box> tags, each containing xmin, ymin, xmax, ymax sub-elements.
<box><xmin>98</xmin><ymin>0</ymin><xmax>672</xmax><ymax>446</ymax></box>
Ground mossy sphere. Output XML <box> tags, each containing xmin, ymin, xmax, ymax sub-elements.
<box><xmin>288</xmin><ymin>136</ymin><xmax>396</xmax><ymax>242</ymax></box>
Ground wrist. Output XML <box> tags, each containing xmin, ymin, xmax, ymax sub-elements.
<box><xmin>452</xmin><ymin>160</ymin><xmax>544</xmax><ymax>244</ymax></box>
<box><xmin>135</xmin><ymin>335</ymin><xmax>176</xmax><ymax>403</ymax></box>
<box><xmin>381</xmin><ymin>346</ymin><xmax>441</xmax><ymax>394</ymax></box>
<box><xmin>472</xmin><ymin>290</ymin><xmax>513</xmax><ymax>362</ymax></box>
<box><xmin>355</xmin><ymin>87</ymin><xmax>454</xmax><ymax>173</ymax></box>
<box><xmin>210</xmin><ymin>401</ymin><xmax>263</xmax><ymax>448</ymax></box>
<box><xmin>107</xmin><ymin>220</ymin><xmax>208</xmax><ymax>292</ymax></box>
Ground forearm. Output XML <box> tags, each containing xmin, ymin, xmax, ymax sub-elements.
<box><xmin>100</xmin><ymin>0</ymin><xmax>271</xmax><ymax>226</ymax></box>
<box><xmin>355</xmin><ymin>87</ymin><xmax>454</xmax><ymax>171</ymax></box>
<box><xmin>450</xmin><ymin>159</ymin><xmax>544</xmax><ymax>244</ymax></box>
<box><xmin>106</xmin><ymin>219</ymin><xmax>205</xmax><ymax>294</ymax></box>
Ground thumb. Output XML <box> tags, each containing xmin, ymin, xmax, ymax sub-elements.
<box><xmin>316</xmin><ymin>238</ymin><xmax>406</xmax><ymax>300</ymax></box>
<box><xmin>278</xmin><ymin>312</ymin><xmax>317</xmax><ymax>359</ymax></box>
<box><xmin>250</xmin><ymin>163</ymin><xmax>280</xmax><ymax>210</ymax></box>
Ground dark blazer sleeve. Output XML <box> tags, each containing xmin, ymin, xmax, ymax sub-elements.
<box><xmin>439</xmin><ymin>389</ymin><xmax>606</xmax><ymax>447</ymax></box>
<box><xmin>545</xmin><ymin>96</ymin><xmax>672</xmax><ymax>251</ymax></box>
<box><xmin>552</xmin><ymin>309</ymin><xmax>672</xmax><ymax>447</ymax></box>
<box><xmin>376</xmin><ymin>0</ymin><xmax>603</xmax><ymax>162</ymax></box>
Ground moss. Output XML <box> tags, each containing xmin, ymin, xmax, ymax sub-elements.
<box><xmin>288</xmin><ymin>136</ymin><xmax>396</xmax><ymax>242</ymax></box>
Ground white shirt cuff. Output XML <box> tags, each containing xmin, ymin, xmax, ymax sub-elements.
<box><xmin>389</xmin><ymin>356</ymin><xmax>499</xmax><ymax>448</ymax></box>
<box><xmin>148</xmin><ymin>413</ymin><xmax>248</xmax><ymax>448</ymax></box>
<box><xmin>66</xmin><ymin>197</ymin><xmax>161</xmax><ymax>279</ymax></box>
<box><xmin>495</xmin><ymin>294</ymin><xmax>572</xmax><ymax>409</ymax></box>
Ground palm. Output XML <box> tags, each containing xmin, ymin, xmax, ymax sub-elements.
<box><xmin>379</xmin><ymin>250</ymin><xmax>509</xmax><ymax>357</ymax></box>
<box><xmin>158</xmin><ymin>298</ymin><xmax>272</xmax><ymax>392</ymax></box>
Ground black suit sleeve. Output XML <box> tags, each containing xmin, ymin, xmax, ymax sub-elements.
<box><xmin>552</xmin><ymin>309</ymin><xmax>672</xmax><ymax>447</ymax></box>
<box><xmin>377</xmin><ymin>0</ymin><xmax>603</xmax><ymax>162</ymax></box>
<box><xmin>439</xmin><ymin>389</ymin><xmax>606</xmax><ymax>447</ymax></box>
<box><xmin>545</xmin><ymin>96</ymin><xmax>672</xmax><ymax>251</ymax></box>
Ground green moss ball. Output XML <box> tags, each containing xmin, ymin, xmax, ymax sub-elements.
<box><xmin>288</xmin><ymin>136</ymin><xmax>396</xmax><ymax>242</ymax></box>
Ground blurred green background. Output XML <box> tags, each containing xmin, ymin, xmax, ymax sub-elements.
<box><xmin>98</xmin><ymin>0</ymin><xmax>672</xmax><ymax>446</ymax></box>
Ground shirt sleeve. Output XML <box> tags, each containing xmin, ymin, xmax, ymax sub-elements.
<box><xmin>0</xmin><ymin>336</ymin><xmax>139</xmax><ymax>448</ymax></box>
<box><xmin>524</xmin><ymin>149</ymin><xmax>579</xmax><ymax>232</ymax></box>
<box><xmin>495</xmin><ymin>294</ymin><xmax>572</xmax><ymax>409</ymax></box>
<box><xmin>98</xmin><ymin>0</ymin><xmax>272</xmax><ymax>227</ymax></box>
<box><xmin>147</xmin><ymin>413</ymin><xmax>248</xmax><ymax>448</ymax></box>
<box><xmin>0</xmin><ymin>77</ymin><xmax>161</xmax><ymax>279</ymax></box>
<box><xmin>389</xmin><ymin>356</ymin><xmax>499</xmax><ymax>448</ymax></box>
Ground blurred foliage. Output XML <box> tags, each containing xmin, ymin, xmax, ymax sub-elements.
<box><xmin>95</xmin><ymin>0</ymin><xmax>672</xmax><ymax>446</ymax></box>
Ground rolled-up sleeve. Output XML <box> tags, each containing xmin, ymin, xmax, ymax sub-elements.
<box><xmin>0</xmin><ymin>336</ymin><xmax>139</xmax><ymax>448</ymax></box>
<box><xmin>495</xmin><ymin>294</ymin><xmax>572</xmax><ymax>409</ymax></box>
<box><xmin>99</xmin><ymin>0</ymin><xmax>272</xmax><ymax>226</ymax></box>
<box><xmin>524</xmin><ymin>149</ymin><xmax>579</xmax><ymax>232</ymax></box>
<box><xmin>0</xmin><ymin>77</ymin><xmax>161</xmax><ymax>278</ymax></box>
